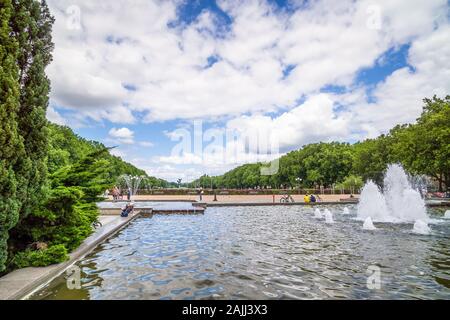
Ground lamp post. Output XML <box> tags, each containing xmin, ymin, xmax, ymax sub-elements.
<box><xmin>296</xmin><ymin>177</ymin><xmax>302</xmax><ymax>194</ymax></box>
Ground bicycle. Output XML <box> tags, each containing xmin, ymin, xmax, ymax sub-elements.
<box><xmin>280</xmin><ymin>194</ymin><xmax>295</xmax><ymax>203</ymax></box>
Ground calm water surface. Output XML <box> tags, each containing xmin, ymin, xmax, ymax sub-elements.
<box><xmin>31</xmin><ymin>205</ymin><xmax>450</xmax><ymax>300</ymax></box>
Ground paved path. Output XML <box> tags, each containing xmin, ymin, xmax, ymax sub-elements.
<box><xmin>112</xmin><ymin>194</ymin><xmax>359</xmax><ymax>204</ymax></box>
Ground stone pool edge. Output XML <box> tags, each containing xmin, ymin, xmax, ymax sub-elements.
<box><xmin>0</xmin><ymin>213</ymin><xmax>140</xmax><ymax>300</ymax></box>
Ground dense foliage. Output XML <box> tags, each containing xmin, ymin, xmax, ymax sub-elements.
<box><xmin>191</xmin><ymin>142</ymin><xmax>356</xmax><ymax>190</ymax></box>
<box><xmin>9</xmin><ymin>148</ymin><xmax>111</xmax><ymax>267</ymax></box>
<box><xmin>0</xmin><ymin>0</ymin><xmax>24</xmax><ymax>273</ymax></box>
<box><xmin>46</xmin><ymin>124</ymin><xmax>148</xmax><ymax>178</ymax></box>
<box><xmin>11</xmin><ymin>0</ymin><xmax>54</xmax><ymax>225</ymax></box>
<box><xmin>0</xmin><ymin>0</ymin><xmax>53</xmax><ymax>273</ymax></box>
<box><xmin>6</xmin><ymin>124</ymin><xmax>163</xmax><ymax>270</ymax></box>
<box><xmin>191</xmin><ymin>96</ymin><xmax>450</xmax><ymax>192</ymax></box>
<box><xmin>352</xmin><ymin>96</ymin><xmax>449</xmax><ymax>190</ymax></box>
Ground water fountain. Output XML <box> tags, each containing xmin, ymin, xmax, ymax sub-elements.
<box><xmin>342</xmin><ymin>207</ymin><xmax>350</xmax><ymax>215</ymax></box>
<box><xmin>445</xmin><ymin>210</ymin><xmax>450</xmax><ymax>219</ymax></box>
<box><xmin>119</xmin><ymin>175</ymin><xmax>145</xmax><ymax>200</ymax></box>
<box><xmin>324</xmin><ymin>209</ymin><xmax>334</xmax><ymax>224</ymax></box>
<box><xmin>357</xmin><ymin>164</ymin><xmax>428</xmax><ymax>223</ymax></box>
<box><xmin>363</xmin><ymin>217</ymin><xmax>376</xmax><ymax>231</ymax></box>
<box><xmin>314</xmin><ymin>209</ymin><xmax>322</xmax><ymax>219</ymax></box>
<box><xmin>409</xmin><ymin>174</ymin><xmax>430</xmax><ymax>199</ymax></box>
<box><xmin>413</xmin><ymin>220</ymin><xmax>431</xmax><ymax>235</ymax></box>
<box><xmin>357</xmin><ymin>181</ymin><xmax>389</xmax><ymax>221</ymax></box>
<box><xmin>357</xmin><ymin>164</ymin><xmax>431</xmax><ymax>234</ymax></box>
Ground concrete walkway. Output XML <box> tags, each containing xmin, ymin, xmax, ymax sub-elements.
<box><xmin>0</xmin><ymin>214</ymin><xmax>139</xmax><ymax>300</ymax></box>
<box><xmin>206</xmin><ymin>201</ymin><xmax>358</xmax><ymax>207</ymax></box>
<box><xmin>107</xmin><ymin>194</ymin><xmax>360</xmax><ymax>204</ymax></box>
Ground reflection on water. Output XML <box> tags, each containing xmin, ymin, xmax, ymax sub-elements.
<box><xmin>31</xmin><ymin>205</ymin><xmax>450</xmax><ymax>300</ymax></box>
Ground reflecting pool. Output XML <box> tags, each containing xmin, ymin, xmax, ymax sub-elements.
<box><xmin>31</xmin><ymin>205</ymin><xmax>450</xmax><ymax>300</ymax></box>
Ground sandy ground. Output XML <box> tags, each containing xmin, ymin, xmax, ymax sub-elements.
<box><xmin>109</xmin><ymin>194</ymin><xmax>359</xmax><ymax>204</ymax></box>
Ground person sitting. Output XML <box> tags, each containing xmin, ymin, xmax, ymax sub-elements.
<box><xmin>121</xmin><ymin>203</ymin><xmax>135</xmax><ymax>217</ymax></box>
<box><xmin>310</xmin><ymin>194</ymin><xmax>317</xmax><ymax>203</ymax></box>
<box><xmin>304</xmin><ymin>194</ymin><xmax>311</xmax><ymax>204</ymax></box>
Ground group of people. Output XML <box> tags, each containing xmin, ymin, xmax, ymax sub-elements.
<box><xmin>110</xmin><ymin>186</ymin><xmax>132</xmax><ymax>202</ymax></box>
<box><xmin>104</xmin><ymin>186</ymin><xmax>135</xmax><ymax>218</ymax></box>
<box><xmin>304</xmin><ymin>194</ymin><xmax>321</xmax><ymax>204</ymax></box>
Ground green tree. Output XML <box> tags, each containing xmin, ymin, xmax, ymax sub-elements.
<box><xmin>0</xmin><ymin>0</ymin><xmax>25</xmax><ymax>272</ymax></box>
<box><xmin>10</xmin><ymin>0</ymin><xmax>54</xmax><ymax>220</ymax></box>
<box><xmin>390</xmin><ymin>96</ymin><xmax>450</xmax><ymax>191</ymax></box>
<box><xmin>10</xmin><ymin>149</ymin><xmax>111</xmax><ymax>268</ymax></box>
<box><xmin>352</xmin><ymin>135</ymin><xmax>394</xmax><ymax>185</ymax></box>
<box><xmin>336</xmin><ymin>175</ymin><xmax>364</xmax><ymax>192</ymax></box>
<box><xmin>8</xmin><ymin>122</ymin><xmax>163</xmax><ymax>270</ymax></box>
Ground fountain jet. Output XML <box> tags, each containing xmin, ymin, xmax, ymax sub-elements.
<box><xmin>120</xmin><ymin>175</ymin><xmax>145</xmax><ymax>200</ymax></box>
<box><xmin>357</xmin><ymin>164</ymin><xmax>428</xmax><ymax>223</ymax></box>
<box><xmin>363</xmin><ymin>217</ymin><xmax>376</xmax><ymax>231</ymax></box>
<box><xmin>413</xmin><ymin>220</ymin><xmax>431</xmax><ymax>235</ymax></box>
<box><xmin>444</xmin><ymin>210</ymin><xmax>450</xmax><ymax>219</ymax></box>
<box><xmin>324</xmin><ymin>209</ymin><xmax>334</xmax><ymax>224</ymax></box>
<box><xmin>314</xmin><ymin>209</ymin><xmax>322</xmax><ymax>219</ymax></box>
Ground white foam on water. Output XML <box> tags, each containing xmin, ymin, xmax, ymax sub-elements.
<box><xmin>444</xmin><ymin>210</ymin><xmax>450</xmax><ymax>219</ymax></box>
<box><xmin>342</xmin><ymin>207</ymin><xmax>350</xmax><ymax>215</ymax></box>
<box><xmin>363</xmin><ymin>217</ymin><xmax>376</xmax><ymax>231</ymax></box>
<box><xmin>314</xmin><ymin>209</ymin><xmax>322</xmax><ymax>219</ymax></box>
<box><xmin>413</xmin><ymin>220</ymin><xmax>431</xmax><ymax>235</ymax></box>
<box><xmin>324</xmin><ymin>209</ymin><xmax>334</xmax><ymax>224</ymax></box>
<box><xmin>357</xmin><ymin>164</ymin><xmax>428</xmax><ymax>223</ymax></box>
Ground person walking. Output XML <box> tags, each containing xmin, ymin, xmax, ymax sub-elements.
<box><xmin>112</xmin><ymin>186</ymin><xmax>119</xmax><ymax>202</ymax></box>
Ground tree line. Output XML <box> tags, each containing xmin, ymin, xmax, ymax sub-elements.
<box><xmin>190</xmin><ymin>96</ymin><xmax>449</xmax><ymax>193</ymax></box>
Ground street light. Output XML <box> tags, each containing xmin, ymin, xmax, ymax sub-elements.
<box><xmin>295</xmin><ymin>177</ymin><xmax>303</xmax><ymax>194</ymax></box>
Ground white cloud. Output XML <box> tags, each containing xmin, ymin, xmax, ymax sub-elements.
<box><xmin>43</xmin><ymin>0</ymin><xmax>449</xmax><ymax>179</ymax></box>
<box><xmin>46</xmin><ymin>107</ymin><xmax>66</xmax><ymax>125</ymax></box>
<box><xmin>145</xmin><ymin>164</ymin><xmax>203</xmax><ymax>182</ymax></box>
<box><xmin>227</xmin><ymin>94</ymin><xmax>351</xmax><ymax>150</ymax></box>
<box><xmin>158</xmin><ymin>153</ymin><xmax>203</xmax><ymax>166</ymax></box>
<box><xmin>46</xmin><ymin>0</ymin><xmax>448</xmax><ymax>125</ymax></box>
<box><xmin>109</xmin><ymin>148</ymin><xmax>126</xmax><ymax>158</ymax></box>
<box><xmin>108</xmin><ymin>127</ymin><xmax>135</xmax><ymax>144</ymax></box>
<box><xmin>138</xmin><ymin>141</ymin><xmax>155</xmax><ymax>148</ymax></box>
<box><xmin>345</xmin><ymin>25</ymin><xmax>450</xmax><ymax>137</ymax></box>
<box><xmin>157</xmin><ymin>95</ymin><xmax>346</xmax><ymax>168</ymax></box>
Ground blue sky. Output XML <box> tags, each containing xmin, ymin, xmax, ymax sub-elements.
<box><xmin>46</xmin><ymin>0</ymin><xmax>450</xmax><ymax>182</ymax></box>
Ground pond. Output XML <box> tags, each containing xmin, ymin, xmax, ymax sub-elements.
<box><xmin>31</xmin><ymin>205</ymin><xmax>450</xmax><ymax>300</ymax></box>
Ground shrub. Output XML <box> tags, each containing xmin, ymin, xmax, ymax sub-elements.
<box><xmin>12</xmin><ymin>244</ymin><xmax>68</xmax><ymax>269</ymax></box>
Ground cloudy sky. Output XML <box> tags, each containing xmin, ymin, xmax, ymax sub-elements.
<box><xmin>45</xmin><ymin>0</ymin><xmax>450</xmax><ymax>182</ymax></box>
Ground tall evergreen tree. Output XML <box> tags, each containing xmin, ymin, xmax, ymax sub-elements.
<box><xmin>9</xmin><ymin>0</ymin><xmax>54</xmax><ymax>219</ymax></box>
<box><xmin>0</xmin><ymin>0</ymin><xmax>25</xmax><ymax>272</ymax></box>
